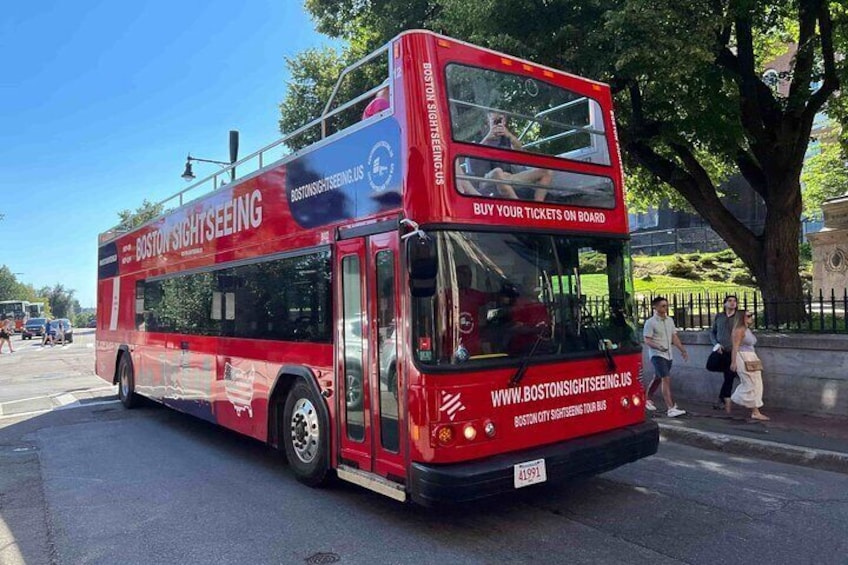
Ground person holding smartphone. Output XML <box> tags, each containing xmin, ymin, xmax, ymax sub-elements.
<box><xmin>463</xmin><ymin>112</ymin><xmax>552</xmax><ymax>200</ymax></box>
<box><xmin>642</xmin><ymin>296</ymin><xmax>688</xmax><ymax>418</ymax></box>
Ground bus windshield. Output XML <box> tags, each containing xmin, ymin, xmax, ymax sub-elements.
<box><xmin>411</xmin><ymin>231</ymin><xmax>639</xmax><ymax>367</ymax></box>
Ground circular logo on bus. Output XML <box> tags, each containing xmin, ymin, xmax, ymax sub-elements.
<box><xmin>367</xmin><ymin>140</ymin><xmax>395</xmax><ymax>193</ymax></box>
<box><xmin>459</xmin><ymin>311</ymin><xmax>475</xmax><ymax>334</ymax></box>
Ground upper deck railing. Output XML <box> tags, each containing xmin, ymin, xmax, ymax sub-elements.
<box><xmin>99</xmin><ymin>42</ymin><xmax>392</xmax><ymax>244</ymax></box>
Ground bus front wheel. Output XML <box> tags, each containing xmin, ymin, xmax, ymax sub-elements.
<box><xmin>117</xmin><ymin>354</ymin><xmax>138</xmax><ymax>409</ymax></box>
<box><xmin>282</xmin><ymin>380</ymin><xmax>329</xmax><ymax>486</ymax></box>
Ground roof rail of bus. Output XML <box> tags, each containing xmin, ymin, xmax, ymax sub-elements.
<box><xmin>99</xmin><ymin>38</ymin><xmax>394</xmax><ymax>244</ymax></box>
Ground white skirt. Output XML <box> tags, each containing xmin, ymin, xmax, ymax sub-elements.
<box><xmin>731</xmin><ymin>351</ymin><xmax>764</xmax><ymax>408</ymax></box>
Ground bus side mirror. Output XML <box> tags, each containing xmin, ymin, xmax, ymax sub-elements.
<box><xmin>407</xmin><ymin>237</ymin><xmax>437</xmax><ymax>298</ymax></box>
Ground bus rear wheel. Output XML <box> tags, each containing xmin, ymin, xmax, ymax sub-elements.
<box><xmin>283</xmin><ymin>380</ymin><xmax>329</xmax><ymax>487</ymax></box>
<box><xmin>117</xmin><ymin>354</ymin><xmax>138</xmax><ymax>409</ymax></box>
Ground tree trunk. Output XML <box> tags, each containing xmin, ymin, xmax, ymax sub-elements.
<box><xmin>753</xmin><ymin>179</ymin><xmax>806</xmax><ymax>325</ymax></box>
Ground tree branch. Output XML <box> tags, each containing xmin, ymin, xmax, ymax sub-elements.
<box><xmin>787</xmin><ymin>0</ymin><xmax>821</xmax><ymax>112</ymax></box>
<box><xmin>735</xmin><ymin>150</ymin><xmax>768</xmax><ymax>200</ymax></box>
<box><xmin>802</xmin><ymin>2</ymin><xmax>840</xmax><ymax>122</ymax></box>
<box><xmin>626</xmin><ymin>139</ymin><xmax>758</xmax><ymax>256</ymax></box>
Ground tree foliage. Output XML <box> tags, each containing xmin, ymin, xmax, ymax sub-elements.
<box><xmin>39</xmin><ymin>284</ymin><xmax>78</xmax><ymax>319</ymax></box>
<box><xmin>286</xmin><ymin>0</ymin><xmax>847</xmax><ymax>312</ymax></box>
<box><xmin>0</xmin><ymin>266</ymin><xmax>45</xmax><ymax>305</ymax></box>
<box><xmin>802</xmin><ymin>122</ymin><xmax>848</xmax><ymax>214</ymax></box>
<box><xmin>117</xmin><ymin>199</ymin><xmax>165</xmax><ymax>230</ymax></box>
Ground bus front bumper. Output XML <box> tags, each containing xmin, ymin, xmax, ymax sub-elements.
<box><xmin>410</xmin><ymin>420</ymin><xmax>659</xmax><ymax>507</ymax></box>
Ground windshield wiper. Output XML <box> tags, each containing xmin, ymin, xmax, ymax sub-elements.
<box><xmin>581</xmin><ymin>306</ymin><xmax>617</xmax><ymax>372</ymax></box>
<box><xmin>509</xmin><ymin>325</ymin><xmax>549</xmax><ymax>388</ymax></box>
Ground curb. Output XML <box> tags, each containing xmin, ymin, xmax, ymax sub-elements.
<box><xmin>657</xmin><ymin>422</ymin><xmax>848</xmax><ymax>475</ymax></box>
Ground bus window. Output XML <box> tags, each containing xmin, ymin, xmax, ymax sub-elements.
<box><xmin>455</xmin><ymin>156</ymin><xmax>615</xmax><ymax>207</ymax></box>
<box><xmin>376</xmin><ymin>250</ymin><xmax>399</xmax><ymax>452</ymax></box>
<box><xmin>446</xmin><ymin>64</ymin><xmax>610</xmax><ymax>166</ymax></box>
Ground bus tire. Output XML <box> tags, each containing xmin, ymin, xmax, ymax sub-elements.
<box><xmin>117</xmin><ymin>354</ymin><xmax>138</xmax><ymax>409</ymax></box>
<box><xmin>283</xmin><ymin>380</ymin><xmax>329</xmax><ymax>487</ymax></box>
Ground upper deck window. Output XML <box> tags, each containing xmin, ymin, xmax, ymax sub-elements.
<box><xmin>446</xmin><ymin>64</ymin><xmax>610</xmax><ymax>166</ymax></box>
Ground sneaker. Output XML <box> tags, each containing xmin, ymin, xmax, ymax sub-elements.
<box><xmin>667</xmin><ymin>406</ymin><xmax>686</xmax><ymax>418</ymax></box>
<box><xmin>645</xmin><ymin>400</ymin><xmax>657</xmax><ymax>411</ymax></box>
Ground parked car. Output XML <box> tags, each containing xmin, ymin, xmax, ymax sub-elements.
<box><xmin>22</xmin><ymin>317</ymin><xmax>47</xmax><ymax>340</ymax></box>
<box><xmin>47</xmin><ymin>319</ymin><xmax>74</xmax><ymax>344</ymax></box>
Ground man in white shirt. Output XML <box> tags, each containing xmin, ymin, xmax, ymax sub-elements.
<box><xmin>643</xmin><ymin>296</ymin><xmax>689</xmax><ymax>417</ymax></box>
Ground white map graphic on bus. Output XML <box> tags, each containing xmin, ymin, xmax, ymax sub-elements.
<box><xmin>224</xmin><ymin>362</ymin><xmax>256</xmax><ymax>417</ymax></box>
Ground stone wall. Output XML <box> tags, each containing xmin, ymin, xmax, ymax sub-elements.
<box><xmin>642</xmin><ymin>331</ymin><xmax>848</xmax><ymax>417</ymax></box>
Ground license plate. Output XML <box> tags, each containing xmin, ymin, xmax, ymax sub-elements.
<box><xmin>513</xmin><ymin>458</ymin><xmax>547</xmax><ymax>489</ymax></box>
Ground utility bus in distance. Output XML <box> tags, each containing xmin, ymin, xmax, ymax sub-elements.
<box><xmin>96</xmin><ymin>30</ymin><xmax>657</xmax><ymax>506</ymax></box>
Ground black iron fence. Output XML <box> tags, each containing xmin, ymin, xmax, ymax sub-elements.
<box><xmin>633</xmin><ymin>289</ymin><xmax>848</xmax><ymax>333</ymax></box>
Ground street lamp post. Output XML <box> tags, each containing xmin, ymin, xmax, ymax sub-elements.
<box><xmin>181</xmin><ymin>130</ymin><xmax>240</xmax><ymax>183</ymax></box>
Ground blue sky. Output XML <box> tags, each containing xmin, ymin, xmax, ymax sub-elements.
<box><xmin>0</xmin><ymin>1</ymin><xmax>337</xmax><ymax>307</ymax></box>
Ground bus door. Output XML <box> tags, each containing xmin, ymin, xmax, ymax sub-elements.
<box><xmin>337</xmin><ymin>233</ymin><xmax>405</xmax><ymax>482</ymax></box>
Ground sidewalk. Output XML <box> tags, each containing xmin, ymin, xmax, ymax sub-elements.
<box><xmin>651</xmin><ymin>398</ymin><xmax>848</xmax><ymax>475</ymax></box>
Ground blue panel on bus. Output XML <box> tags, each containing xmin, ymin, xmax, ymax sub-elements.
<box><xmin>98</xmin><ymin>242</ymin><xmax>119</xmax><ymax>279</ymax></box>
<box><xmin>286</xmin><ymin>118</ymin><xmax>402</xmax><ymax>228</ymax></box>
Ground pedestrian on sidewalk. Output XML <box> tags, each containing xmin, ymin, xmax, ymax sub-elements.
<box><xmin>643</xmin><ymin>296</ymin><xmax>689</xmax><ymax>418</ymax></box>
<box><xmin>710</xmin><ymin>295</ymin><xmax>739</xmax><ymax>413</ymax></box>
<box><xmin>729</xmin><ymin>309</ymin><xmax>769</xmax><ymax>421</ymax></box>
<box><xmin>0</xmin><ymin>316</ymin><xmax>14</xmax><ymax>354</ymax></box>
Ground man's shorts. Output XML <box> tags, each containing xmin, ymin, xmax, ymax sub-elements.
<box><xmin>651</xmin><ymin>356</ymin><xmax>673</xmax><ymax>378</ymax></box>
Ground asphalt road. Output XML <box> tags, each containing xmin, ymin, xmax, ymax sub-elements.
<box><xmin>0</xmin><ymin>328</ymin><xmax>108</xmax><ymax>407</ymax></box>
<box><xmin>1</xmin><ymin>334</ymin><xmax>846</xmax><ymax>564</ymax></box>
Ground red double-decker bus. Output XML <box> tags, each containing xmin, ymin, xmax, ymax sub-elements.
<box><xmin>96</xmin><ymin>30</ymin><xmax>657</xmax><ymax>505</ymax></box>
<box><xmin>0</xmin><ymin>300</ymin><xmax>30</xmax><ymax>332</ymax></box>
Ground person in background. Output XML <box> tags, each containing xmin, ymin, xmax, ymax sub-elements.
<box><xmin>730</xmin><ymin>309</ymin><xmax>769</xmax><ymax>421</ymax></box>
<box><xmin>0</xmin><ymin>316</ymin><xmax>14</xmax><ymax>354</ymax></box>
<box><xmin>362</xmin><ymin>86</ymin><xmax>390</xmax><ymax>120</ymax></box>
<box><xmin>710</xmin><ymin>295</ymin><xmax>739</xmax><ymax>413</ymax></box>
<box><xmin>43</xmin><ymin>318</ymin><xmax>56</xmax><ymax>347</ymax></box>
<box><xmin>642</xmin><ymin>297</ymin><xmax>689</xmax><ymax>418</ymax></box>
<box><xmin>54</xmin><ymin>319</ymin><xmax>66</xmax><ymax>345</ymax></box>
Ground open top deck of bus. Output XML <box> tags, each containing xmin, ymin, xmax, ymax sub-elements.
<box><xmin>100</xmin><ymin>30</ymin><xmax>624</xmax><ymax>246</ymax></box>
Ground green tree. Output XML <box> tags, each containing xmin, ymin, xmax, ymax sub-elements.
<box><xmin>41</xmin><ymin>284</ymin><xmax>77</xmax><ymax>319</ymax></box>
<box><xmin>117</xmin><ymin>199</ymin><xmax>165</xmax><ymax>230</ymax></box>
<box><xmin>279</xmin><ymin>47</ymin><xmax>347</xmax><ymax>149</ymax></box>
<box><xmin>0</xmin><ymin>266</ymin><xmax>27</xmax><ymax>300</ymax></box>
<box><xmin>288</xmin><ymin>0</ymin><xmax>847</xmax><ymax>318</ymax></box>
<box><xmin>802</xmin><ymin>123</ymin><xmax>848</xmax><ymax>214</ymax></box>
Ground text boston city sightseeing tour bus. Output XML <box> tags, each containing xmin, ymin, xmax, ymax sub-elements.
<box><xmin>96</xmin><ymin>30</ymin><xmax>658</xmax><ymax>506</ymax></box>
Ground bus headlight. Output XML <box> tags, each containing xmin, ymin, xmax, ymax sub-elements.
<box><xmin>463</xmin><ymin>424</ymin><xmax>477</xmax><ymax>441</ymax></box>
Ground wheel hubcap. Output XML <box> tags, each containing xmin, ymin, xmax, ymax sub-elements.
<box><xmin>346</xmin><ymin>373</ymin><xmax>361</xmax><ymax>406</ymax></box>
<box><xmin>290</xmin><ymin>398</ymin><xmax>319</xmax><ymax>464</ymax></box>
<box><xmin>120</xmin><ymin>365</ymin><xmax>129</xmax><ymax>398</ymax></box>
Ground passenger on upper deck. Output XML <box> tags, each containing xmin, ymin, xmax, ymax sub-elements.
<box><xmin>362</xmin><ymin>86</ymin><xmax>390</xmax><ymax>120</ymax></box>
<box><xmin>460</xmin><ymin>112</ymin><xmax>552</xmax><ymax>201</ymax></box>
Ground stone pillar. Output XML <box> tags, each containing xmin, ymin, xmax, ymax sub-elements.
<box><xmin>807</xmin><ymin>195</ymin><xmax>848</xmax><ymax>296</ymax></box>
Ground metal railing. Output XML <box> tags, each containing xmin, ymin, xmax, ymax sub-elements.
<box><xmin>99</xmin><ymin>43</ymin><xmax>392</xmax><ymax>243</ymax></box>
<box><xmin>635</xmin><ymin>289</ymin><xmax>848</xmax><ymax>333</ymax></box>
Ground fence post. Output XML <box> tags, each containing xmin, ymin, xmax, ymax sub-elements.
<box><xmin>831</xmin><ymin>288</ymin><xmax>837</xmax><ymax>333</ymax></box>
